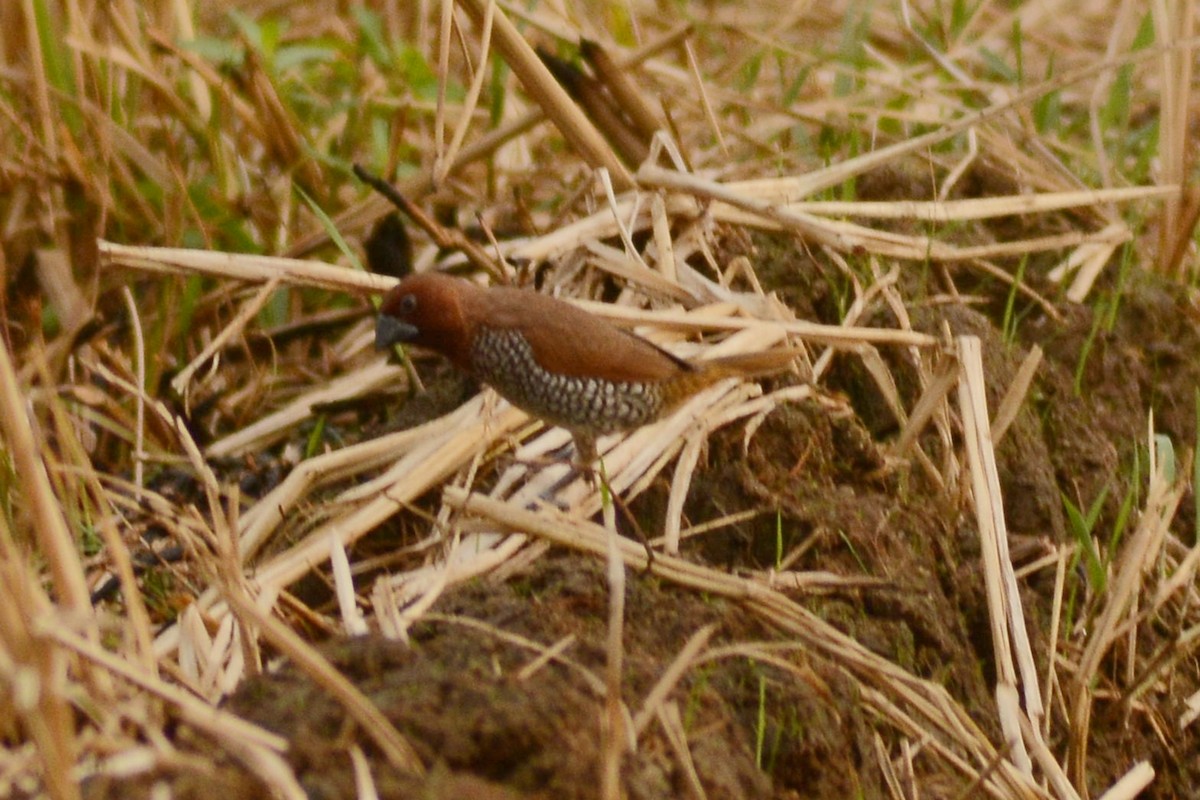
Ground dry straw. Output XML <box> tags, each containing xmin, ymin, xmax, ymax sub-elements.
<box><xmin>3</xmin><ymin>0</ymin><xmax>1194</xmax><ymax>797</ymax></box>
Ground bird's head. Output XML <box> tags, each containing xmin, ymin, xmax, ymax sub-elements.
<box><xmin>375</xmin><ymin>272</ymin><xmax>475</xmax><ymax>367</ymax></box>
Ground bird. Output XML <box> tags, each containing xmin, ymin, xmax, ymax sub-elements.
<box><xmin>375</xmin><ymin>272</ymin><xmax>800</xmax><ymax>469</ymax></box>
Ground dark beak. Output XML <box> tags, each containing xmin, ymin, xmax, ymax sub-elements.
<box><xmin>375</xmin><ymin>315</ymin><xmax>419</xmax><ymax>350</ymax></box>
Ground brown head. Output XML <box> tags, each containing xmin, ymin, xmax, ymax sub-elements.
<box><xmin>375</xmin><ymin>273</ymin><xmax>481</xmax><ymax>369</ymax></box>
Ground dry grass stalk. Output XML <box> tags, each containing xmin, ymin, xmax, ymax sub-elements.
<box><xmin>990</xmin><ymin>345</ymin><xmax>1043</xmax><ymax>446</ymax></box>
<box><xmin>662</xmin><ymin>429</ymin><xmax>706</xmax><ymax>555</ymax></box>
<box><xmin>657</xmin><ymin>702</ymin><xmax>709</xmax><ymax>800</ymax></box>
<box><xmin>0</xmin><ymin>339</ymin><xmax>94</xmax><ymax>629</ymax></box>
<box><xmin>434</xmin><ymin>1</ymin><xmax>494</xmax><ymax>188</ymax></box>
<box><xmin>455</xmin><ymin>0</ymin><xmax>632</xmax><ymax>188</ymax></box>
<box><xmin>649</xmin><ymin>192</ymin><xmax>679</xmax><ymax>283</ymax></box>
<box><xmin>731</xmin><ymin>185</ymin><xmax>1174</xmax><ymax>223</ymax></box>
<box><xmin>0</xmin><ymin>553</ymin><xmax>80</xmax><ymax>800</ymax></box>
<box><xmin>1151</xmin><ymin>0</ymin><xmax>1196</xmax><ymax>276</ymax></box>
<box><xmin>873</xmin><ymin>731</ymin><xmax>904</xmax><ymax>800</ymax></box>
<box><xmin>1093</xmin><ymin>761</ymin><xmax>1155</xmax><ymax>800</ymax></box>
<box><xmin>1181</xmin><ymin>687</ymin><xmax>1200</xmax><ymax>730</ymax></box>
<box><xmin>571</xmin><ymin>298</ymin><xmax>938</xmax><ymax>347</ymax></box>
<box><xmin>580</xmin><ymin>38</ymin><xmax>666</xmax><ymax>142</ymax></box>
<box><xmin>242</xmin><ymin>51</ymin><xmax>323</xmax><ymax>197</ymax></box>
<box><xmin>349</xmin><ymin>745</ymin><xmax>380</xmax><ymax>800</ymax></box>
<box><xmin>98</xmin><ymin>240</ymin><xmax>392</xmax><ymax>296</ymax></box>
<box><xmin>34</xmin><ymin>249</ymin><xmax>89</xmax><ymax>334</ymax></box>
<box><xmin>632</xmin><ymin>623</ymin><xmax>718</xmax><ymax>737</ymax></box>
<box><xmin>119</xmin><ymin>287</ymin><xmax>147</xmax><ymax>495</ymax></box>
<box><xmin>433</xmin><ymin>0</ymin><xmax>456</xmax><ymax>183</ymax></box>
<box><xmin>597</xmin><ymin>168</ymin><xmax>651</xmax><ymax>270</ymax></box>
<box><xmin>893</xmin><ymin>352</ymin><xmax>959</xmax><ymax>460</ymax></box>
<box><xmin>1019</xmin><ymin>712</ymin><xmax>1081</xmax><ymax>800</ymax></box>
<box><xmin>640</xmin><ymin>165</ymin><xmax>1144</xmax><ymax>267</ymax></box>
<box><xmin>601</xmin><ymin>486</ymin><xmax>629</xmax><ymax>800</ymax></box>
<box><xmin>1058</xmin><ymin>224</ymin><xmax>1129</xmax><ymax>302</ymax></box>
<box><xmin>956</xmin><ymin>336</ymin><xmax>1041</xmax><ymax>776</ymax></box>
<box><xmin>515</xmin><ymin>633</ymin><xmax>580</xmax><ymax>683</ymax></box>
<box><xmin>1137</xmin><ymin>536</ymin><xmax>1200</xmax><ymax>636</ymax></box>
<box><xmin>682</xmin><ymin>38</ymin><xmax>728</xmax><ymax>158</ymax></box>
<box><xmin>330</xmin><ymin>534</ymin><xmax>369</xmax><ymax>636</ymax></box>
<box><xmin>1042</xmin><ymin>546</ymin><xmax>1071</xmax><ymax>743</ymax></box>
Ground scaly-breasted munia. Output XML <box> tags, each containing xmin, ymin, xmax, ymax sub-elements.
<box><xmin>376</xmin><ymin>272</ymin><xmax>798</xmax><ymax>467</ymax></box>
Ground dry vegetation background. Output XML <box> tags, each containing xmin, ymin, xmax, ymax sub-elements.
<box><xmin>1</xmin><ymin>0</ymin><xmax>1199</xmax><ymax>798</ymax></box>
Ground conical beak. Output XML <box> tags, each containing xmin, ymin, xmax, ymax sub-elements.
<box><xmin>375</xmin><ymin>315</ymin><xmax>419</xmax><ymax>350</ymax></box>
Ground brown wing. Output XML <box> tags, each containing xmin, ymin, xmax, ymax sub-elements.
<box><xmin>476</xmin><ymin>287</ymin><xmax>693</xmax><ymax>383</ymax></box>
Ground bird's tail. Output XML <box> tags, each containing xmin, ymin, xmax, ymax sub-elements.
<box><xmin>700</xmin><ymin>347</ymin><xmax>806</xmax><ymax>379</ymax></box>
<box><xmin>660</xmin><ymin>347</ymin><xmax>805</xmax><ymax>411</ymax></box>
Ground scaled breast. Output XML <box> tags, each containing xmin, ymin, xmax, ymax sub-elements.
<box><xmin>470</xmin><ymin>327</ymin><xmax>665</xmax><ymax>434</ymax></box>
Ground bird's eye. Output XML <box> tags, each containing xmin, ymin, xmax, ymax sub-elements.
<box><xmin>399</xmin><ymin>294</ymin><xmax>417</xmax><ymax>314</ymax></box>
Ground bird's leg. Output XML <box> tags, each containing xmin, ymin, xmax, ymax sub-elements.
<box><xmin>570</xmin><ymin>431</ymin><xmax>599</xmax><ymax>485</ymax></box>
